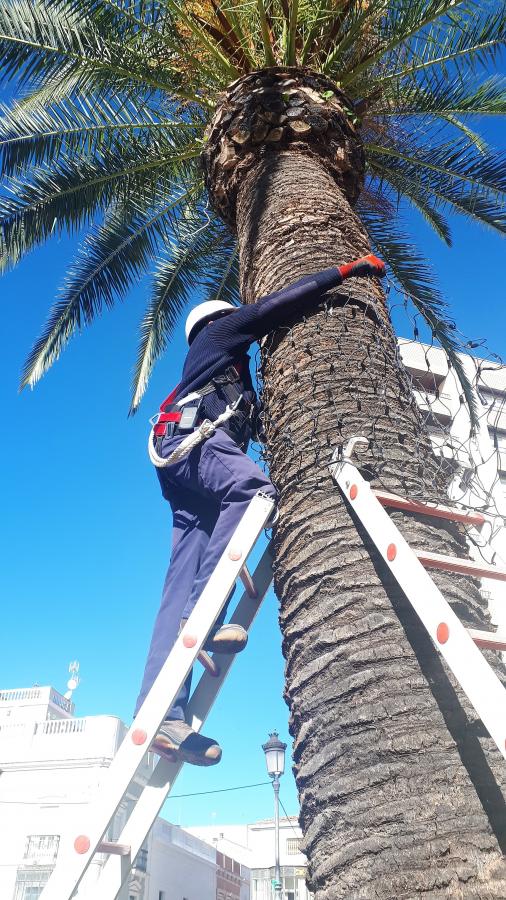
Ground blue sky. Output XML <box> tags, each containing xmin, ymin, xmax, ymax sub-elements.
<box><xmin>1</xmin><ymin>127</ymin><xmax>506</xmax><ymax>828</ymax></box>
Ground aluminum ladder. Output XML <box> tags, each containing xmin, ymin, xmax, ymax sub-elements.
<box><xmin>330</xmin><ymin>437</ymin><xmax>506</xmax><ymax>763</ymax></box>
<box><xmin>40</xmin><ymin>491</ymin><xmax>275</xmax><ymax>900</ymax></box>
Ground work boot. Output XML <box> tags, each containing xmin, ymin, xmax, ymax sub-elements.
<box><xmin>179</xmin><ymin>619</ymin><xmax>248</xmax><ymax>655</ymax></box>
<box><xmin>204</xmin><ymin>623</ymin><xmax>248</xmax><ymax>654</ymax></box>
<box><xmin>152</xmin><ymin>719</ymin><xmax>222</xmax><ymax>767</ymax></box>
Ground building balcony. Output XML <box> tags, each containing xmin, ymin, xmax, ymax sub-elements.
<box><xmin>0</xmin><ymin>715</ymin><xmax>125</xmax><ymax>766</ymax></box>
<box><xmin>0</xmin><ymin>686</ymin><xmax>74</xmax><ymax>720</ymax></box>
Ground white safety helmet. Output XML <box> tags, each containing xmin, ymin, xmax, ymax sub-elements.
<box><xmin>185</xmin><ymin>300</ymin><xmax>234</xmax><ymax>344</ymax></box>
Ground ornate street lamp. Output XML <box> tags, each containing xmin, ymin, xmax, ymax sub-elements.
<box><xmin>262</xmin><ymin>732</ymin><xmax>287</xmax><ymax>898</ymax></box>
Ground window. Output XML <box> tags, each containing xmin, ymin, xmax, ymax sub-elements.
<box><xmin>13</xmin><ymin>868</ymin><xmax>53</xmax><ymax>900</ymax></box>
<box><xmin>490</xmin><ymin>428</ymin><xmax>506</xmax><ymax>451</ymax></box>
<box><xmin>23</xmin><ymin>836</ymin><xmax>59</xmax><ymax>864</ymax></box>
<box><xmin>22</xmin><ymin>888</ymin><xmax>43</xmax><ymax>900</ymax></box>
<box><xmin>481</xmin><ymin>390</ymin><xmax>506</xmax><ymax>413</ymax></box>
<box><xmin>286</xmin><ymin>838</ymin><xmax>302</xmax><ymax>855</ymax></box>
<box><xmin>133</xmin><ymin>847</ymin><xmax>148</xmax><ymax>872</ymax></box>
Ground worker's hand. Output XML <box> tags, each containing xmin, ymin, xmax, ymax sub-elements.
<box><xmin>339</xmin><ymin>254</ymin><xmax>386</xmax><ymax>281</ymax></box>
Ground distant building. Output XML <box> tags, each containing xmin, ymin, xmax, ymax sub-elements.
<box><xmin>399</xmin><ymin>340</ymin><xmax>506</xmax><ymax>629</ymax></box>
<box><xmin>0</xmin><ymin>686</ymin><xmax>249</xmax><ymax>900</ymax></box>
<box><xmin>186</xmin><ymin>819</ymin><xmax>312</xmax><ymax>900</ymax></box>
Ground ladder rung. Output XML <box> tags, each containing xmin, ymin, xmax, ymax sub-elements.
<box><xmin>468</xmin><ymin>628</ymin><xmax>506</xmax><ymax>652</ymax></box>
<box><xmin>197</xmin><ymin>650</ymin><xmax>220</xmax><ymax>677</ymax></box>
<box><xmin>97</xmin><ymin>842</ymin><xmax>131</xmax><ymax>856</ymax></box>
<box><xmin>417</xmin><ymin>550</ymin><xmax>506</xmax><ymax>582</ymax></box>
<box><xmin>374</xmin><ymin>489</ymin><xmax>486</xmax><ymax>528</ymax></box>
<box><xmin>240</xmin><ymin>565</ymin><xmax>258</xmax><ymax>598</ymax></box>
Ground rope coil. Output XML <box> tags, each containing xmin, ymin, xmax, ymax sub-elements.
<box><xmin>148</xmin><ymin>402</ymin><xmax>241</xmax><ymax>468</ymax></box>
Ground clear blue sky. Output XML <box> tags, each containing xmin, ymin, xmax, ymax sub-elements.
<box><xmin>1</xmin><ymin>129</ymin><xmax>505</xmax><ymax>828</ymax></box>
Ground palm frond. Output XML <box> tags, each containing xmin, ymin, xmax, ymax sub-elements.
<box><xmin>385</xmin><ymin>74</ymin><xmax>506</xmax><ymax>119</ymax></box>
<box><xmin>0</xmin><ymin>92</ymin><xmax>204</xmax><ymax>176</ymax></box>
<box><xmin>20</xmin><ymin>184</ymin><xmax>200</xmax><ymax>390</ymax></box>
<box><xmin>367</xmin><ymin>139</ymin><xmax>506</xmax><ymax>235</ymax></box>
<box><xmin>256</xmin><ymin>0</ymin><xmax>276</xmax><ymax>67</ymax></box>
<box><xmin>0</xmin><ymin>0</ymin><xmax>210</xmax><ymax>103</ymax></box>
<box><xmin>439</xmin><ymin>114</ymin><xmax>489</xmax><ymax>154</ymax></box>
<box><xmin>384</xmin><ymin>4</ymin><xmax>506</xmax><ymax>83</ymax></box>
<box><xmin>342</xmin><ymin>1</ymin><xmax>491</xmax><ymax>85</ymax></box>
<box><xmin>0</xmin><ymin>135</ymin><xmax>200</xmax><ymax>265</ymax></box>
<box><xmin>130</xmin><ymin>208</ymin><xmax>236</xmax><ymax>412</ymax></box>
<box><xmin>203</xmin><ymin>242</ymin><xmax>239</xmax><ymax>306</ymax></box>
<box><xmin>322</xmin><ymin>0</ymin><xmax>387</xmax><ymax>77</ymax></box>
<box><xmin>361</xmin><ymin>208</ymin><xmax>479</xmax><ymax>430</ymax></box>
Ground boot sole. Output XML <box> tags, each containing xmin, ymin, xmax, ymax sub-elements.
<box><xmin>204</xmin><ymin>639</ymin><xmax>248</xmax><ymax>654</ymax></box>
<box><xmin>152</xmin><ymin>737</ymin><xmax>222</xmax><ymax>767</ymax></box>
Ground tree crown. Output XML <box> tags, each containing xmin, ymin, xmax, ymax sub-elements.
<box><xmin>1</xmin><ymin>0</ymin><xmax>505</xmax><ymax>413</ymax></box>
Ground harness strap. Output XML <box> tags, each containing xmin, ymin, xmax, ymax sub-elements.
<box><xmin>153</xmin><ymin>364</ymin><xmax>246</xmax><ymax>438</ymax></box>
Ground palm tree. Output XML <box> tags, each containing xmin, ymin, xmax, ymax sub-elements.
<box><xmin>2</xmin><ymin>1</ymin><xmax>506</xmax><ymax>894</ymax></box>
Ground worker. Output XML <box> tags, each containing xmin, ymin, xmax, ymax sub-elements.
<box><xmin>135</xmin><ymin>255</ymin><xmax>386</xmax><ymax>767</ymax></box>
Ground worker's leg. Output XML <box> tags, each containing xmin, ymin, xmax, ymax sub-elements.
<box><xmin>182</xmin><ymin>429</ymin><xmax>277</xmax><ymax>620</ymax></box>
<box><xmin>134</xmin><ymin>485</ymin><xmax>217</xmax><ymax>719</ymax></box>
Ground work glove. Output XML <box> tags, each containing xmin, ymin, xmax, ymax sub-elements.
<box><xmin>338</xmin><ymin>254</ymin><xmax>386</xmax><ymax>281</ymax></box>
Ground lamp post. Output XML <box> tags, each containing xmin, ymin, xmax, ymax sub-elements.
<box><xmin>262</xmin><ymin>732</ymin><xmax>287</xmax><ymax>899</ymax></box>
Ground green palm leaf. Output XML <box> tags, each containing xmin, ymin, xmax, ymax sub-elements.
<box><xmin>0</xmin><ymin>134</ymin><xmax>200</xmax><ymax>266</ymax></box>
<box><xmin>384</xmin><ymin>5</ymin><xmax>506</xmax><ymax>82</ymax></box>
<box><xmin>130</xmin><ymin>208</ymin><xmax>237</xmax><ymax>412</ymax></box>
<box><xmin>20</xmin><ymin>184</ymin><xmax>199</xmax><ymax>389</ymax></box>
<box><xmin>0</xmin><ymin>0</ymin><xmax>504</xmax><ymax>413</ymax></box>
<box><xmin>0</xmin><ymin>92</ymin><xmax>204</xmax><ymax>176</ymax></box>
<box><xmin>368</xmin><ymin>138</ymin><xmax>506</xmax><ymax>236</ymax></box>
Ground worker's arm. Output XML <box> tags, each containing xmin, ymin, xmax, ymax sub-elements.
<box><xmin>212</xmin><ymin>256</ymin><xmax>385</xmax><ymax>347</ymax></box>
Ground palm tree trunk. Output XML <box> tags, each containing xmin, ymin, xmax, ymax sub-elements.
<box><xmin>236</xmin><ymin>150</ymin><xmax>506</xmax><ymax>898</ymax></box>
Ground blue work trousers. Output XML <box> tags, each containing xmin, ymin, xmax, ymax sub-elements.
<box><xmin>134</xmin><ymin>428</ymin><xmax>276</xmax><ymax>720</ymax></box>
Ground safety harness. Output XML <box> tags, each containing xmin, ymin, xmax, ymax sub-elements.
<box><xmin>152</xmin><ymin>363</ymin><xmax>246</xmax><ymax>439</ymax></box>
<box><xmin>148</xmin><ymin>363</ymin><xmax>253</xmax><ymax>469</ymax></box>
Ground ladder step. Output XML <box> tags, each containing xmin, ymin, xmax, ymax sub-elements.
<box><xmin>197</xmin><ymin>650</ymin><xmax>220</xmax><ymax>677</ymax></box>
<box><xmin>97</xmin><ymin>842</ymin><xmax>131</xmax><ymax>856</ymax></box>
<box><xmin>468</xmin><ymin>628</ymin><xmax>506</xmax><ymax>652</ymax></box>
<box><xmin>374</xmin><ymin>489</ymin><xmax>486</xmax><ymax>528</ymax></box>
<box><xmin>240</xmin><ymin>564</ymin><xmax>258</xmax><ymax>598</ymax></box>
<box><xmin>417</xmin><ymin>550</ymin><xmax>506</xmax><ymax>582</ymax></box>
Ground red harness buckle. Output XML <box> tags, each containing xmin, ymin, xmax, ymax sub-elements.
<box><xmin>153</xmin><ymin>410</ymin><xmax>182</xmax><ymax>437</ymax></box>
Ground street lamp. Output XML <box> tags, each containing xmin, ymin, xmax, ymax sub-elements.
<box><xmin>262</xmin><ymin>732</ymin><xmax>287</xmax><ymax>899</ymax></box>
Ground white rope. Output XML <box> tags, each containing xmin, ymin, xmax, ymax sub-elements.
<box><xmin>148</xmin><ymin>401</ymin><xmax>241</xmax><ymax>468</ymax></box>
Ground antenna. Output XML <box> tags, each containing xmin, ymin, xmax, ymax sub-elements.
<box><xmin>64</xmin><ymin>660</ymin><xmax>81</xmax><ymax>701</ymax></box>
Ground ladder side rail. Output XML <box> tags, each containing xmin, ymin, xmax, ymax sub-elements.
<box><xmin>41</xmin><ymin>494</ymin><xmax>274</xmax><ymax>900</ymax></box>
<box><xmin>331</xmin><ymin>460</ymin><xmax>506</xmax><ymax>763</ymax></box>
<box><xmin>90</xmin><ymin>547</ymin><xmax>274</xmax><ymax>900</ymax></box>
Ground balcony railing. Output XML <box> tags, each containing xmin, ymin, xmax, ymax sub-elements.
<box><xmin>36</xmin><ymin>718</ymin><xmax>87</xmax><ymax>736</ymax></box>
<box><xmin>0</xmin><ymin>688</ymin><xmax>42</xmax><ymax>702</ymax></box>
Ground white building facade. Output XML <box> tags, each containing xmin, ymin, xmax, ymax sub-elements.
<box><xmin>185</xmin><ymin>819</ymin><xmax>311</xmax><ymax>900</ymax></box>
<box><xmin>399</xmin><ymin>340</ymin><xmax>506</xmax><ymax>626</ymax></box>
<box><xmin>0</xmin><ymin>686</ymin><xmax>249</xmax><ymax>900</ymax></box>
